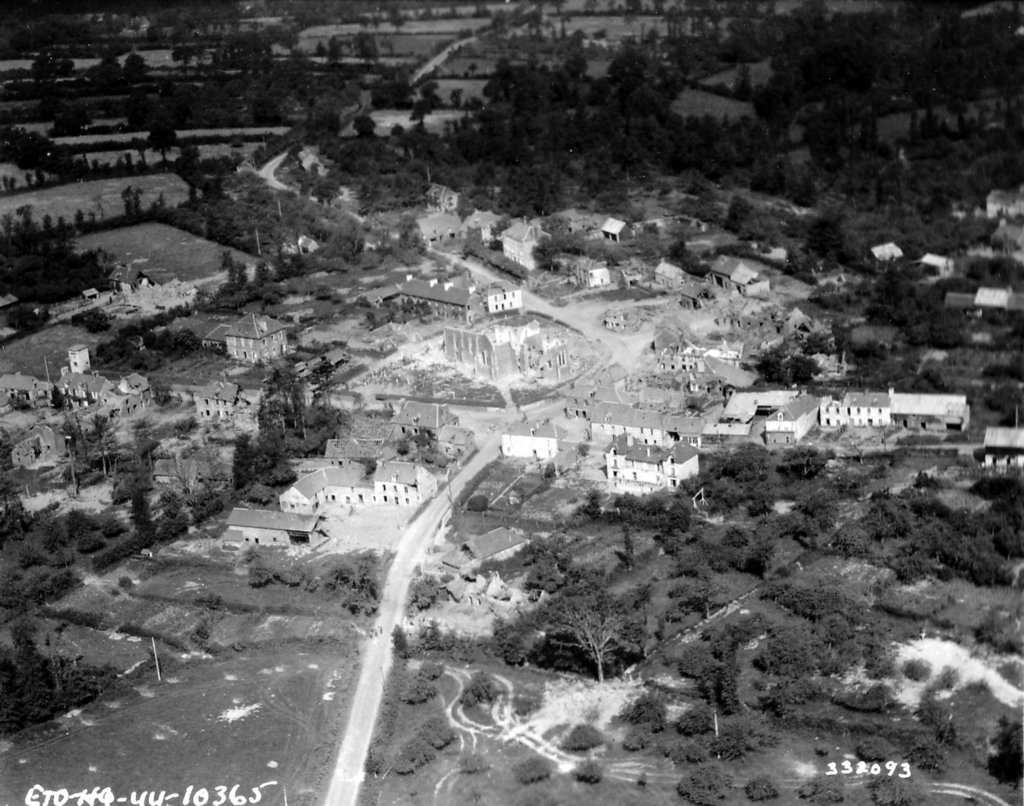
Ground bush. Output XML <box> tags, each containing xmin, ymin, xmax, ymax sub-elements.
<box><xmin>834</xmin><ymin>683</ymin><xmax>893</xmax><ymax>712</ymax></box>
<box><xmin>745</xmin><ymin>777</ymin><xmax>779</xmax><ymax>801</ymax></box>
<box><xmin>676</xmin><ymin>702</ymin><xmax>715</xmax><ymax>736</ymax></box>
<box><xmin>677</xmin><ymin>764</ymin><xmax>731</xmax><ymax>805</ymax></box>
<box><xmin>855</xmin><ymin>736</ymin><xmax>898</xmax><ymax>762</ymax></box>
<box><xmin>117</xmin><ymin>576</ymin><xmax>133</xmax><ymax>589</ymax></box>
<box><xmin>934</xmin><ymin>666</ymin><xmax>958</xmax><ymax>690</ymax></box>
<box><xmin>622</xmin><ymin>728</ymin><xmax>649</xmax><ymax>752</ymax></box>
<box><xmin>466</xmin><ymin>494</ymin><xmax>489</xmax><ymax>512</ymax></box>
<box><xmin>797</xmin><ymin>777</ymin><xmax>844</xmax><ymax>803</ymax></box>
<box><xmin>561</xmin><ymin>724</ymin><xmax>605</xmax><ymax>752</ymax></box>
<box><xmin>393</xmin><ymin>737</ymin><xmax>436</xmax><ymax>775</ymax></box>
<box><xmin>461</xmin><ymin>672</ymin><xmax>500</xmax><ymax>708</ymax></box>
<box><xmin>619</xmin><ymin>689</ymin><xmax>666</xmax><ymax>731</ymax></box>
<box><xmin>573</xmin><ymin>760</ymin><xmax>603</xmax><ymax>784</ymax></box>
<box><xmin>419</xmin><ymin>661</ymin><xmax>445</xmax><ymax>680</ymax></box>
<box><xmin>513</xmin><ymin>757</ymin><xmax>553</xmax><ymax>785</ymax></box>
<box><xmin>901</xmin><ymin>659</ymin><xmax>931</xmax><ymax>682</ymax></box>
<box><xmin>400</xmin><ymin>677</ymin><xmax>437</xmax><ymax>705</ymax></box>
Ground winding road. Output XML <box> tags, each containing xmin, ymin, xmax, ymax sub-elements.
<box><xmin>321</xmin><ymin>433</ymin><xmax>501</xmax><ymax>806</ymax></box>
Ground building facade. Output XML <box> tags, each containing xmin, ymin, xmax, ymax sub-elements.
<box><xmin>604</xmin><ymin>434</ymin><xmax>699</xmax><ymax>494</ymax></box>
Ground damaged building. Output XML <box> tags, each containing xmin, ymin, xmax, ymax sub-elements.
<box><xmin>443</xmin><ymin>321</ymin><xmax>570</xmax><ymax>382</ymax></box>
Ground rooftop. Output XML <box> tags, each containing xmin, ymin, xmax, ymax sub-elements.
<box><xmin>225</xmin><ymin>315</ymin><xmax>287</xmax><ymax>340</ymax></box>
<box><xmin>984</xmin><ymin>427</ymin><xmax>1024</xmax><ymax>450</ymax></box>
<box><xmin>226</xmin><ymin>508</ymin><xmax>320</xmax><ymax>533</ymax></box>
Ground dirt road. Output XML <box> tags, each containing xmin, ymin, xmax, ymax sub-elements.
<box><xmin>412</xmin><ymin>36</ymin><xmax>477</xmax><ymax>83</ymax></box>
<box><xmin>256</xmin><ymin>151</ymin><xmax>290</xmax><ymax>192</ymax></box>
<box><xmin>322</xmin><ymin>433</ymin><xmax>502</xmax><ymax>806</ymax></box>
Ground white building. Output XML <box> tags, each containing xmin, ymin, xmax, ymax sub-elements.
<box><xmin>764</xmin><ymin>395</ymin><xmax>820</xmax><ymax>445</ymax></box>
<box><xmin>819</xmin><ymin>391</ymin><xmax>891</xmax><ymax>428</ymax></box>
<box><xmin>986</xmin><ymin>186</ymin><xmax>1024</xmax><ymax>219</ymax></box>
<box><xmin>501</xmin><ymin>421</ymin><xmax>563</xmax><ymax>460</ymax></box>
<box><xmin>589</xmin><ymin>402</ymin><xmax>704</xmax><ymax>448</ymax></box>
<box><xmin>372</xmin><ymin>461</ymin><xmax>438</xmax><ymax>506</ymax></box>
<box><xmin>983</xmin><ymin>427</ymin><xmax>1024</xmax><ymax>469</ymax></box>
<box><xmin>604</xmin><ymin>434</ymin><xmax>699</xmax><ymax>494</ymax></box>
<box><xmin>67</xmin><ymin>344</ymin><xmax>91</xmax><ymax>374</ymax></box>
<box><xmin>484</xmin><ymin>284</ymin><xmax>523</xmax><ymax>314</ymax></box>
<box><xmin>279</xmin><ymin>464</ymin><xmax>373</xmax><ymax>514</ymax></box>
<box><xmin>870</xmin><ymin>242</ymin><xmax>904</xmax><ymax>262</ymax></box>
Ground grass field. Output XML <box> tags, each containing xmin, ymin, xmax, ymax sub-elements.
<box><xmin>561</xmin><ymin>15</ymin><xmax>667</xmax><ymax>39</ymax></box>
<box><xmin>77</xmin><ymin>223</ymin><xmax>259</xmax><ymax>286</ymax></box>
<box><xmin>0</xmin><ymin>323</ymin><xmax>100</xmax><ymax>377</ymax></box>
<box><xmin>82</xmin><ymin>143</ymin><xmax>260</xmax><ymax>168</ymax></box>
<box><xmin>0</xmin><ymin>174</ymin><xmax>189</xmax><ymax>223</ymax></box>
<box><xmin>351</xmin><ymin>108</ymin><xmax>466</xmax><ymax>135</ymax></box>
<box><xmin>700</xmin><ymin>59</ymin><xmax>773</xmax><ymax>91</ymax></box>
<box><xmin>671</xmin><ymin>88</ymin><xmax>756</xmax><ymax>120</ymax></box>
<box><xmin>0</xmin><ymin>647</ymin><xmax>355</xmax><ymax>806</ymax></box>
<box><xmin>0</xmin><ymin>57</ymin><xmax>100</xmax><ymax>72</ymax></box>
<box><xmin>300</xmin><ymin>17</ymin><xmax>490</xmax><ymax>38</ymax></box>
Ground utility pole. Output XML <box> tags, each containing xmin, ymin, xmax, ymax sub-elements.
<box><xmin>255</xmin><ymin>226</ymin><xmax>261</xmax><ymax>256</ymax></box>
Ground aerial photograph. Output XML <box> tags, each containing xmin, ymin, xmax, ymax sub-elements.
<box><xmin>0</xmin><ymin>0</ymin><xmax>1021</xmax><ymax>804</ymax></box>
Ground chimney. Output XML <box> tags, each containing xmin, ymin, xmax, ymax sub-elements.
<box><xmin>887</xmin><ymin>387</ymin><xmax>895</xmax><ymax>398</ymax></box>
<box><xmin>428</xmin><ymin>278</ymin><xmax>438</xmax><ymax>287</ymax></box>
<box><xmin>405</xmin><ymin>273</ymin><xmax>413</xmax><ymax>282</ymax></box>
<box><xmin>626</xmin><ymin>434</ymin><xmax>634</xmax><ymax>447</ymax></box>
<box><xmin>443</xmin><ymin>281</ymin><xmax>453</xmax><ymax>291</ymax></box>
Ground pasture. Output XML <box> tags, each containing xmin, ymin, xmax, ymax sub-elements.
<box><xmin>0</xmin><ymin>647</ymin><xmax>356</xmax><ymax>806</ymax></box>
<box><xmin>0</xmin><ymin>174</ymin><xmax>189</xmax><ymax>223</ymax></box>
<box><xmin>82</xmin><ymin>142</ymin><xmax>260</xmax><ymax>168</ymax></box>
<box><xmin>299</xmin><ymin>17</ymin><xmax>490</xmax><ymax>39</ymax></box>
<box><xmin>700</xmin><ymin>59</ymin><xmax>773</xmax><ymax>91</ymax></box>
<box><xmin>0</xmin><ymin>323</ymin><xmax>99</xmax><ymax>377</ymax></box>
<box><xmin>671</xmin><ymin>88</ymin><xmax>756</xmax><ymax>120</ymax></box>
<box><xmin>76</xmin><ymin>223</ymin><xmax>259</xmax><ymax>286</ymax></box>
<box><xmin>435</xmin><ymin>78</ymin><xmax>489</xmax><ymax>105</ymax></box>
<box><xmin>560</xmin><ymin>15</ymin><xmax>667</xmax><ymax>40</ymax></box>
<box><xmin>52</xmin><ymin>127</ymin><xmax>290</xmax><ymax>147</ymax></box>
<box><xmin>350</xmin><ymin>108</ymin><xmax>467</xmax><ymax>135</ymax></box>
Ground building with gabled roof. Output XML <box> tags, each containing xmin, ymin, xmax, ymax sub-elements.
<box><xmin>426</xmin><ymin>183</ymin><xmax>459</xmax><ymax>213</ymax></box>
<box><xmin>279</xmin><ymin>463</ymin><xmax>374</xmax><ymax>514</ymax></box>
<box><xmin>58</xmin><ymin>370</ymin><xmax>115</xmax><ymax>409</ymax></box>
<box><xmin>11</xmin><ymin>425</ymin><xmax>61</xmax><ymax>467</ymax></box>
<box><xmin>601</xmin><ymin>217</ymin><xmax>629</xmax><ymax>243</ymax></box>
<box><xmin>890</xmin><ymin>390</ymin><xmax>970</xmax><ymax>432</ymax></box>
<box><xmin>193</xmin><ymin>380</ymin><xmax>260</xmax><ymax>424</ymax></box>
<box><xmin>438</xmin><ymin>424</ymin><xmax>476</xmax><ymax>457</ymax></box>
<box><xmin>396</xmin><ymin>276</ymin><xmax>480</xmax><ymax>322</ymax></box>
<box><xmin>571</xmin><ymin>257</ymin><xmax>611</xmax><ymax>288</ymax></box>
<box><xmin>417</xmin><ymin>212</ymin><xmax>461</xmax><ymax>244</ymax></box>
<box><xmin>983</xmin><ymin>427</ymin><xmax>1024</xmax><ymax>469</ymax></box>
<box><xmin>654</xmin><ymin>260</ymin><xmax>685</xmax><ymax>288</ymax></box>
<box><xmin>224</xmin><ymin>315</ymin><xmax>288</xmax><ymax>364</ymax></box>
<box><xmin>391</xmin><ymin>400</ymin><xmax>458</xmax><ymax>439</ymax></box>
<box><xmin>871</xmin><ymin>242</ymin><xmax>904</xmax><ymax>261</ymax></box>
<box><xmin>223</xmin><ymin>508</ymin><xmax>321</xmax><ymax>546</ymax></box>
<box><xmin>372</xmin><ymin>461</ymin><xmax>437</xmax><ymax>506</ymax></box>
<box><xmin>820</xmin><ymin>391</ymin><xmax>891</xmax><ymax>428</ymax></box>
<box><xmin>917</xmin><ymin>253</ymin><xmax>955</xmax><ymax>277</ymax></box>
<box><xmin>708</xmin><ymin>255</ymin><xmax>770</xmax><ymax>296</ymax></box>
<box><xmin>975</xmin><ymin>287</ymin><xmax>1011</xmax><ymax>308</ymax></box>
<box><xmin>501</xmin><ymin>421</ymin><xmax>564</xmax><ymax>460</ymax></box>
<box><xmin>460</xmin><ymin>209</ymin><xmax>501</xmax><ymax>242</ymax></box>
<box><xmin>589</xmin><ymin>402</ymin><xmax>705</xmax><ymax>448</ymax></box>
<box><xmin>605</xmin><ymin>433</ymin><xmax>699</xmax><ymax>494</ymax></box>
<box><xmin>501</xmin><ymin>219</ymin><xmax>547</xmax><ymax>271</ymax></box>
<box><xmin>483</xmin><ymin>283</ymin><xmax>522</xmax><ymax>314</ymax></box>
<box><xmin>986</xmin><ymin>186</ymin><xmax>1024</xmax><ymax>219</ymax></box>
<box><xmin>763</xmin><ymin>395</ymin><xmax>819</xmax><ymax>445</ymax></box>
<box><xmin>0</xmin><ymin>373</ymin><xmax>52</xmax><ymax>407</ymax></box>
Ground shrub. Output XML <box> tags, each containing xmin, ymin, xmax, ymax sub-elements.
<box><xmin>393</xmin><ymin>737</ymin><xmax>436</xmax><ymax>775</ymax></box>
<box><xmin>513</xmin><ymin>690</ymin><xmax>542</xmax><ymax>717</ymax></box>
<box><xmin>677</xmin><ymin>764</ymin><xmax>731</xmax><ymax>805</ymax></box>
<box><xmin>466</xmin><ymin>494</ymin><xmax>489</xmax><ymax>512</ymax></box>
<box><xmin>461</xmin><ymin>672</ymin><xmax>500</xmax><ymax>708</ymax></box>
<box><xmin>855</xmin><ymin>736</ymin><xmax>898</xmax><ymax>762</ymax></box>
<box><xmin>669</xmin><ymin>739</ymin><xmax>710</xmax><ymax>765</ymax></box>
<box><xmin>400</xmin><ymin>678</ymin><xmax>437</xmax><ymax>705</ymax></box>
<box><xmin>834</xmin><ymin>683</ymin><xmax>893</xmax><ymax>713</ymax></box>
<box><xmin>573</xmin><ymin>760</ymin><xmax>602</xmax><ymax>784</ymax></box>
<box><xmin>934</xmin><ymin>666</ymin><xmax>958</xmax><ymax>690</ymax></box>
<box><xmin>676</xmin><ymin>702</ymin><xmax>715</xmax><ymax>736</ymax></box>
<box><xmin>513</xmin><ymin>757</ymin><xmax>553</xmax><ymax>785</ymax></box>
<box><xmin>797</xmin><ymin>777</ymin><xmax>845</xmax><ymax>803</ymax></box>
<box><xmin>619</xmin><ymin>689</ymin><xmax>667</xmax><ymax>731</ymax></box>
<box><xmin>561</xmin><ymin>724</ymin><xmax>604</xmax><ymax>752</ymax></box>
<box><xmin>419</xmin><ymin>661</ymin><xmax>445</xmax><ymax>680</ymax></box>
<box><xmin>744</xmin><ymin>777</ymin><xmax>779</xmax><ymax>801</ymax></box>
<box><xmin>458</xmin><ymin>753</ymin><xmax>490</xmax><ymax>774</ymax></box>
<box><xmin>622</xmin><ymin>728</ymin><xmax>649</xmax><ymax>752</ymax></box>
<box><xmin>901</xmin><ymin>659</ymin><xmax>931</xmax><ymax>682</ymax></box>
<box><xmin>117</xmin><ymin>576</ymin><xmax>133</xmax><ymax>589</ymax></box>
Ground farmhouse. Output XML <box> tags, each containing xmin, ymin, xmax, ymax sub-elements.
<box><xmin>58</xmin><ymin>370</ymin><xmax>116</xmax><ymax>409</ymax></box>
<box><xmin>890</xmin><ymin>391</ymin><xmax>970</xmax><ymax>432</ymax></box>
<box><xmin>484</xmin><ymin>283</ymin><xmax>522</xmax><ymax>314</ymax></box>
<box><xmin>444</xmin><ymin>527</ymin><xmax>529</xmax><ymax>571</ymax></box>
<box><xmin>605</xmin><ymin>434</ymin><xmax>699</xmax><ymax>494</ymax></box>
<box><xmin>437</xmin><ymin>424</ymin><xmax>476</xmax><ymax>457</ymax></box>
<box><xmin>417</xmin><ymin>212</ymin><xmax>461</xmax><ymax>244</ymax></box>
<box><xmin>983</xmin><ymin>427</ymin><xmax>1024</xmax><ymax>469</ymax></box>
<box><xmin>717</xmin><ymin>390</ymin><xmax>801</xmax><ymax>435</ymax></box>
<box><xmin>708</xmin><ymin>255</ymin><xmax>770</xmax><ymax>296</ymax></box>
<box><xmin>654</xmin><ymin>260</ymin><xmax>685</xmax><ymax>288</ymax></box>
<box><xmin>501</xmin><ymin>219</ymin><xmax>547</xmax><ymax>271</ymax></box>
<box><xmin>223</xmin><ymin>508</ymin><xmax>322</xmax><ymax>546</ymax></box>
<box><xmin>918</xmin><ymin>253</ymin><xmax>955</xmax><ymax>277</ymax></box>
<box><xmin>396</xmin><ymin>277</ymin><xmax>479</xmax><ymax>322</ymax></box>
<box><xmin>224</xmin><ymin>315</ymin><xmax>289</xmax><ymax>364</ymax></box>
<box><xmin>763</xmin><ymin>395</ymin><xmax>820</xmax><ymax>445</ymax></box>
<box><xmin>460</xmin><ymin>209</ymin><xmax>501</xmax><ymax>242</ymax></box>
<box><xmin>426</xmin><ymin>183</ymin><xmax>459</xmax><ymax>213</ymax></box>
<box><xmin>372</xmin><ymin>461</ymin><xmax>437</xmax><ymax>505</ymax></box>
<box><xmin>986</xmin><ymin>186</ymin><xmax>1024</xmax><ymax>219</ymax></box>
<box><xmin>819</xmin><ymin>391</ymin><xmax>891</xmax><ymax>428</ymax></box>
<box><xmin>589</xmin><ymin>401</ymin><xmax>705</xmax><ymax>448</ymax></box>
<box><xmin>501</xmin><ymin>421</ymin><xmax>563</xmax><ymax>460</ymax></box>
<box><xmin>992</xmin><ymin>221</ymin><xmax>1024</xmax><ymax>252</ymax></box>
<box><xmin>0</xmin><ymin>373</ymin><xmax>53</xmax><ymax>407</ymax></box>
<box><xmin>571</xmin><ymin>257</ymin><xmax>611</xmax><ymax>288</ymax></box>
<box><xmin>11</xmin><ymin>425</ymin><xmax>61</xmax><ymax>467</ymax></box>
<box><xmin>391</xmin><ymin>400</ymin><xmax>458</xmax><ymax>439</ymax></box>
<box><xmin>553</xmin><ymin>208</ymin><xmax>606</xmax><ymax>236</ymax></box>
<box><xmin>193</xmin><ymin>381</ymin><xmax>260</xmax><ymax>424</ymax></box>
<box><xmin>279</xmin><ymin>464</ymin><xmax>373</xmax><ymax>514</ymax></box>
<box><xmin>444</xmin><ymin>322</ymin><xmax>570</xmax><ymax>382</ymax></box>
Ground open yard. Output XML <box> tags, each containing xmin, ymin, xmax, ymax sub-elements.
<box><xmin>0</xmin><ymin>647</ymin><xmax>356</xmax><ymax>806</ymax></box>
<box><xmin>0</xmin><ymin>174</ymin><xmax>189</xmax><ymax>223</ymax></box>
<box><xmin>671</xmin><ymin>89</ymin><xmax>756</xmax><ymax>121</ymax></box>
<box><xmin>77</xmin><ymin>222</ymin><xmax>260</xmax><ymax>286</ymax></box>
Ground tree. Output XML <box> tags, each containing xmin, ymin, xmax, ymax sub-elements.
<box><xmin>549</xmin><ymin>579</ymin><xmax>631</xmax><ymax>683</ymax></box>
<box><xmin>988</xmin><ymin>716</ymin><xmax>1023</xmax><ymax>786</ymax></box>
<box><xmin>129</xmin><ymin>480</ymin><xmax>155</xmax><ymax>542</ymax></box>
<box><xmin>353</xmin><ymin>114</ymin><xmax>376</xmax><ymax>138</ymax></box>
<box><xmin>232</xmin><ymin>434</ymin><xmax>255</xmax><ymax>490</ymax></box>
<box><xmin>122</xmin><ymin>52</ymin><xmax>148</xmax><ymax>83</ymax></box>
<box><xmin>147</xmin><ymin>111</ymin><xmax>177</xmax><ymax>164</ymax></box>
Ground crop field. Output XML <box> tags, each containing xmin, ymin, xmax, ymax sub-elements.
<box><xmin>52</xmin><ymin>127</ymin><xmax>290</xmax><ymax>147</ymax></box>
<box><xmin>0</xmin><ymin>57</ymin><xmax>100</xmax><ymax>72</ymax></box>
<box><xmin>299</xmin><ymin>17</ymin><xmax>490</xmax><ymax>39</ymax></box>
<box><xmin>0</xmin><ymin>647</ymin><xmax>356</xmax><ymax>806</ymax></box>
<box><xmin>353</xmin><ymin>108</ymin><xmax>467</xmax><ymax>135</ymax></box>
<box><xmin>0</xmin><ymin>323</ymin><xmax>100</xmax><ymax>377</ymax></box>
<box><xmin>77</xmin><ymin>223</ymin><xmax>259</xmax><ymax>286</ymax></box>
<box><xmin>437</xmin><ymin>56</ymin><xmax>498</xmax><ymax>77</ymax></box>
<box><xmin>0</xmin><ymin>174</ymin><xmax>189</xmax><ymax>223</ymax></box>
<box><xmin>117</xmin><ymin>49</ymin><xmax>178</xmax><ymax>69</ymax></box>
<box><xmin>434</xmin><ymin>78</ymin><xmax>489</xmax><ymax>104</ymax></box>
<box><xmin>671</xmin><ymin>88</ymin><xmax>756</xmax><ymax>120</ymax></box>
<box><xmin>82</xmin><ymin>142</ymin><xmax>260</xmax><ymax>168</ymax></box>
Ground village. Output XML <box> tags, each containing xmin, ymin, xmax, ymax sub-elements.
<box><xmin>0</xmin><ymin>2</ymin><xmax>1023</xmax><ymax>806</ymax></box>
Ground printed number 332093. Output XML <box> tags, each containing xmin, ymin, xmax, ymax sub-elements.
<box><xmin>826</xmin><ymin>761</ymin><xmax>911</xmax><ymax>778</ymax></box>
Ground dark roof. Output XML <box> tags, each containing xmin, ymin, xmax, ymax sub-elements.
<box><xmin>225</xmin><ymin>507</ymin><xmax>320</xmax><ymax>532</ymax></box>
<box><xmin>465</xmin><ymin>527</ymin><xmax>528</xmax><ymax>560</ymax></box>
<box><xmin>225</xmin><ymin>315</ymin><xmax>287</xmax><ymax>340</ymax></box>
<box><xmin>398</xmin><ymin>278</ymin><xmax>473</xmax><ymax>307</ymax></box>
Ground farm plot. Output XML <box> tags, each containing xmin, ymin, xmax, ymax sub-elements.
<box><xmin>0</xmin><ymin>174</ymin><xmax>189</xmax><ymax>223</ymax></box>
<box><xmin>347</xmin><ymin>108</ymin><xmax>467</xmax><ymax>135</ymax></box>
<box><xmin>0</xmin><ymin>648</ymin><xmax>356</xmax><ymax>806</ymax></box>
<box><xmin>299</xmin><ymin>17</ymin><xmax>490</xmax><ymax>39</ymax></box>
<box><xmin>699</xmin><ymin>59</ymin><xmax>773</xmax><ymax>91</ymax></box>
<box><xmin>52</xmin><ymin>126</ymin><xmax>290</xmax><ymax>147</ymax></box>
<box><xmin>560</xmin><ymin>15</ymin><xmax>667</xmax><ymax>40</ymax></box>
<box><xmin>0</xmin><ymin>323</ymin><xmax>100</xmax><ymax>376</ymax></box>
<box><xmin>83</xmin><ymin>142</ymin><xmax>260</xmax><ymax>168</ymax></box>
<box><xmin>671</xmin><ymin>88</ymin><xmax>756</xmax><ymax>120</ymax></box>
<box><xmin>76</xmin><ymin>223</ymin><xmax>259</xmax><ymax>286</ymax></box>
